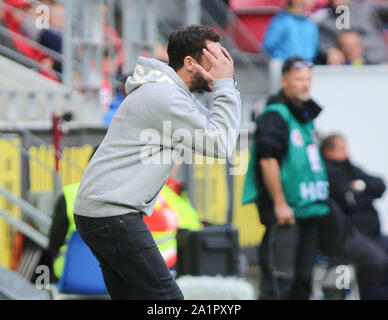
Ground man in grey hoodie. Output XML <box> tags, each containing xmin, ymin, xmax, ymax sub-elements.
<box><xmin>73</xmin><ymin>25</ymin><xmax>241</xmax><ymax>300</ymax></box>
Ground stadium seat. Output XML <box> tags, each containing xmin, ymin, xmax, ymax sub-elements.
<box><xmin>228</xmin><ymin>0</ymin><xmax>285</xmax><ymax>53</ymax></box>
<box><xmin>229</xmin><ymin>0</ymin><xmax>286</xmax><ymax>8</ymax></box>
<box><xmin>315</xmin><ymin>0</ymin><xmax>329</xmax><ymax>7</ymax></box>
<box><xmin>58</xmin><ymin>231</ymin><xmax>108</xmax><ymax>295</ymax></box>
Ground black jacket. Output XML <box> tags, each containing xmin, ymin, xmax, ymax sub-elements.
<box><xmin>48</xmin><ymin>194</ymin><xmax>69</xmax><ymax>259</ymax></box>
<box><xmin>324</xmin><ymin>158</ymin><xmax>386</xmax><ymax>236</ymax></box>
<box><xmin>253</xmin><ymin>90</ymin><xmax>323</xmax><ymax>215</ymax></box>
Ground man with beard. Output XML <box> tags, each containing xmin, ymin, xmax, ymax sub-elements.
<box><xmin>242</xmin><ymin>56</ymin><xmax>340</xmax><ymax>299</ymax></box>
<box><xmin>73</xmin><ymin>25</ymin><xmax>241</xmax><ymax>300</ymax></box>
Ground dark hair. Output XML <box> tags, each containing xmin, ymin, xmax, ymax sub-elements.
<box><xmin>281</xmin><ymin>56</ymin><xmax>313</xmax><ymax>75</ymax></box>
<box><xmin>320</xmin><ymin>134</ymin><xmax>344</xmax><ymax>154</ymax></box>
<box><xmin>167</xmin><ymin>25</ymin><xmax>220</xmax><ymax>71</ymax></box>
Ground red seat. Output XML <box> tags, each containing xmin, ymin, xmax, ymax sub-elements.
<box><xmin>227</xmin><ymin>1</ymin><xmax>285</xmax><ymax>53</ymax></box>
<box><xmin>229</xmin><ymin>0</ymin><xmax>286</xmax><ymax>9</ymax></box>
<box><xmin>314</xmin><ymin>0</ymin><xmax>329</xmax><ymax>7</ymax></box>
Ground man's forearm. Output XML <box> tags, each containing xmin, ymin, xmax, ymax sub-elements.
<box><xmin>168</xmin><ymin>78</ymin><xmax>241</xmax><ymax>160</ymax></box>
<box><xmin>260</xmin><ymin>158</ymin><xmax>287</xmax><ymax>205</ymax></box>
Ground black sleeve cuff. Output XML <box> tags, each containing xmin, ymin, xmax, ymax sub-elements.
<box><xmin>254</xmin><ymin>111</ymin><xmax>288</xmax><ymax>163</ymax></box>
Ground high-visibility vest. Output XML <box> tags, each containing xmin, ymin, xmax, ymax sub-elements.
<box><xmin>53</xmin><ymin>183</ymin><xmax>199</xmax><ymax>277</ymax></box>
<box><xmin>144</xmin><ymin>185</ymin><xmax>201</xmax><ymax>267</ymax></box>
<box><xmin>160</xmin><ymin>185</ymin><xmax>201</xmax><ymax>231</ymax></box>
<box><xmin>242</xmin><ymin>103</ymin><xmax>330</xmax><ymax>219</ymax></box>
<box><xmin>53</xmin><ymin>182</ymin><xmax>79</xmax><ymax>279</ymax></box>
<box><xmin>152</xmin><ymin>230</ymin><xmax>178</xmax><ymax>268</ymax></box>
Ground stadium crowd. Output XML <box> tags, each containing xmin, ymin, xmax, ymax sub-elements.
<box><xmin>1</xmin><ymin>0</ymin><xmax>388</xmax><ymax>300</ymax></box>
<box><xmin>0</xmin><ymin>0</ymin><xmax>168</xmax><ymax>122</ymax></box>
<box><xmin>2</xmin><ymin>0</ymin><xmax>388</xmax><ymax>120</ymax></box>
<box><xmin>263</xmin><ymin>0</ymin><xmax>388</xmax><ymax>65</ymax></box>
<box><xmin>246</xmin><ymin>0</ymin><xmax>388</xmax><ymax>299</ymax></box>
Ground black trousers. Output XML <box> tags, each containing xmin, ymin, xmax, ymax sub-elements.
<box><xmin>74</xmin><ymin>212</ymin><xmax>184</xmax><ymax>300</ymax></box>
<box><xmin>342</xmin><ymin>231</ymin><xmax>388</xmax><ymax>300</ymax></box>
<box><xmin>256</xmin><ymin>202</ymin><xmax>343</xmax><ymax>300</ymax></box>
<box><xmin>258</xmin><ymin>215</ymin><xmax>319</xmax><ymax>300</ymax></box>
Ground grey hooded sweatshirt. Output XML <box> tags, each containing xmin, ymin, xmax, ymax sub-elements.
<box><xmin>73</xmin><ymin>56</ymin><xmax>242</xmax><ymax>217</ymax></box>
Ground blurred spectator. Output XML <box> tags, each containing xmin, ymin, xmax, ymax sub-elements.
<box><xmin>49</xmin><ymin>1</ymin><xmax>64</xmax><ymax>30</ymax></box>
<box><xmin>38</xmin><ymin>2</ymin><xmax>63</xmax><ymax>72</ymax></box>
<box><xmin>138</xmin><ymin>42</ymin><xmax>169</xmax><ymax>64</ymax></box>
<box><xmin>321</xmin><ymin>134</ymin><xmax>386</xmax><ymax>243</ymax></box>
<box><xmin>337</xmin><ymin>30</ymin><xmax>365</xmax><ymax>65</ymax></box>
<box><xmin>154</xmin><ymin>42</ymin><xmax>169</xmax><ymax>62</ymax></box>
<box><xmin>100</xmin><ymin>48</ymin><xmax>117</xmax><ymax>110</ymax></box>
<box><xmin>2</xmin><ymin>0</ymin><xmax>45</xmax><ymax>61</ymax></box>
<box><xmin>263</xmin><ymin>0</ymin><xmax>319</xmax><ymax>62</ymax></box>
<box><xmin>0</xmin><ymin>5</ymin><xmax>20</xmax><ymax>60</ymax></box>
<box><xmin>312</xmin><ymin>0</ymin><xmax>388</xmax><ymax>65</ymax></box>
<box><xmin>1</xmin><ymin>0</ymin><xmax>63</xmax><ymax>71</ymax></box>
<box><xmin>321</xmin><ymin>134</ymin><xmax>388</xmax><ymax>299</ymax></box>
<box><xmin>242</xmin><ymin>57</ymin><xmax>342</xmax><ymax>299</ymax></box>
<box><xmin>37</xmin><ymin>55</ymin><xmax>59</xmax><ymax>82</ymax></box>
<box><xmin>19</xmin><ymin>4</ymin><xmax>41</xmax><ymax>42</ymax></box>
<box><xmin>102</xmin><ymin>73</ymin><xmax>128</xmax><ymax>127</ymax></box>
<box><xmin>101</xmin><ymin>3</ymin><xmax>125</xmax><ymax>75</ymax></box>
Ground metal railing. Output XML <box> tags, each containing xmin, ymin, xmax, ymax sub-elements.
<box><xmin>0</xmin><ymin>0</ymin><xmax>270</xmax><ymax>264</ymax></box>
<box><xmin>0</xmin><ymin>0</ymin><xmax>123</xmax><ymax>124</ymax></box>
<box><xmin>0</xmin><ymin>89</ymin><xmax>72</xmax><ymax>122</ymax></box>
<box><xmin>0</xmin><ymin>1</ymin><xmax>62</xmax><ymax>76</ymax></box>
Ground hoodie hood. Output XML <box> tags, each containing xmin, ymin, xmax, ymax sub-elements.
<box><xmin>125</xmin><ymin>56</ymin><xmax>190</xmax><ymax>95</ymax></box>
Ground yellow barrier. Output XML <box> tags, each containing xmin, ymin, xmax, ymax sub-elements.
<box><xmin>59</xmin><ymin>145</ymin><xmax>93</xmax><ymax>188</ymax></box>
<box><xmin>233</xmin><ymin>149</ymin><xmax>265</xmax><ymax>247</ymax></box>
<box><xmin>29</xmin><ymin>145</ymin><xmax>94</xmax><ymax>192</ymax></box>
<box><xmin>0</xmin><ymin>137</ymin><xmax>21</xmax><ymax>267</ymax></box>
<box><xmin>193</xmin><ymin>154</ymin><xmax>228</xmax><ymax>225</ymax></box>
<box><xmin>29</xmin><ymin>145</ymin><xmax>55</xmax><ymax>191</ymax></box>
<box><xmin>1</xmin><ymin>139</ymin><xmax>264</xmax><ymax>265</ymax></box>
<box><xmin>192</xmin><ymin>150</ymin><xmax>265</xmax><ymax>248</ymax></box>
<box><xmin>0</xmin><ymin>142</ymin><xmax>93</xmax><ymax>267</ymax></box>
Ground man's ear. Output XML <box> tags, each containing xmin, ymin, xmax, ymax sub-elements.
<box><xmin>183</xmin><ymin>56</ymin><xmax>197</xmax><ymax>73</ymax></box>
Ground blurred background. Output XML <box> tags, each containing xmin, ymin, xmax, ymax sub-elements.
<box><xmin>0</xmin><ymin>0</ymin><xmax>387</xmax><ymax>300</ymax></box>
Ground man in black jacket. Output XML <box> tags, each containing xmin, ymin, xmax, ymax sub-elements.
<box><xmin>321</xmin><ymin>134</ymin><xmax>388</xmax><ymax>299</ymax></box>
<box><xmin>248</xmin><ymin>57</ymin><xmax>342</xmax><ymax>300</ymax></box>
